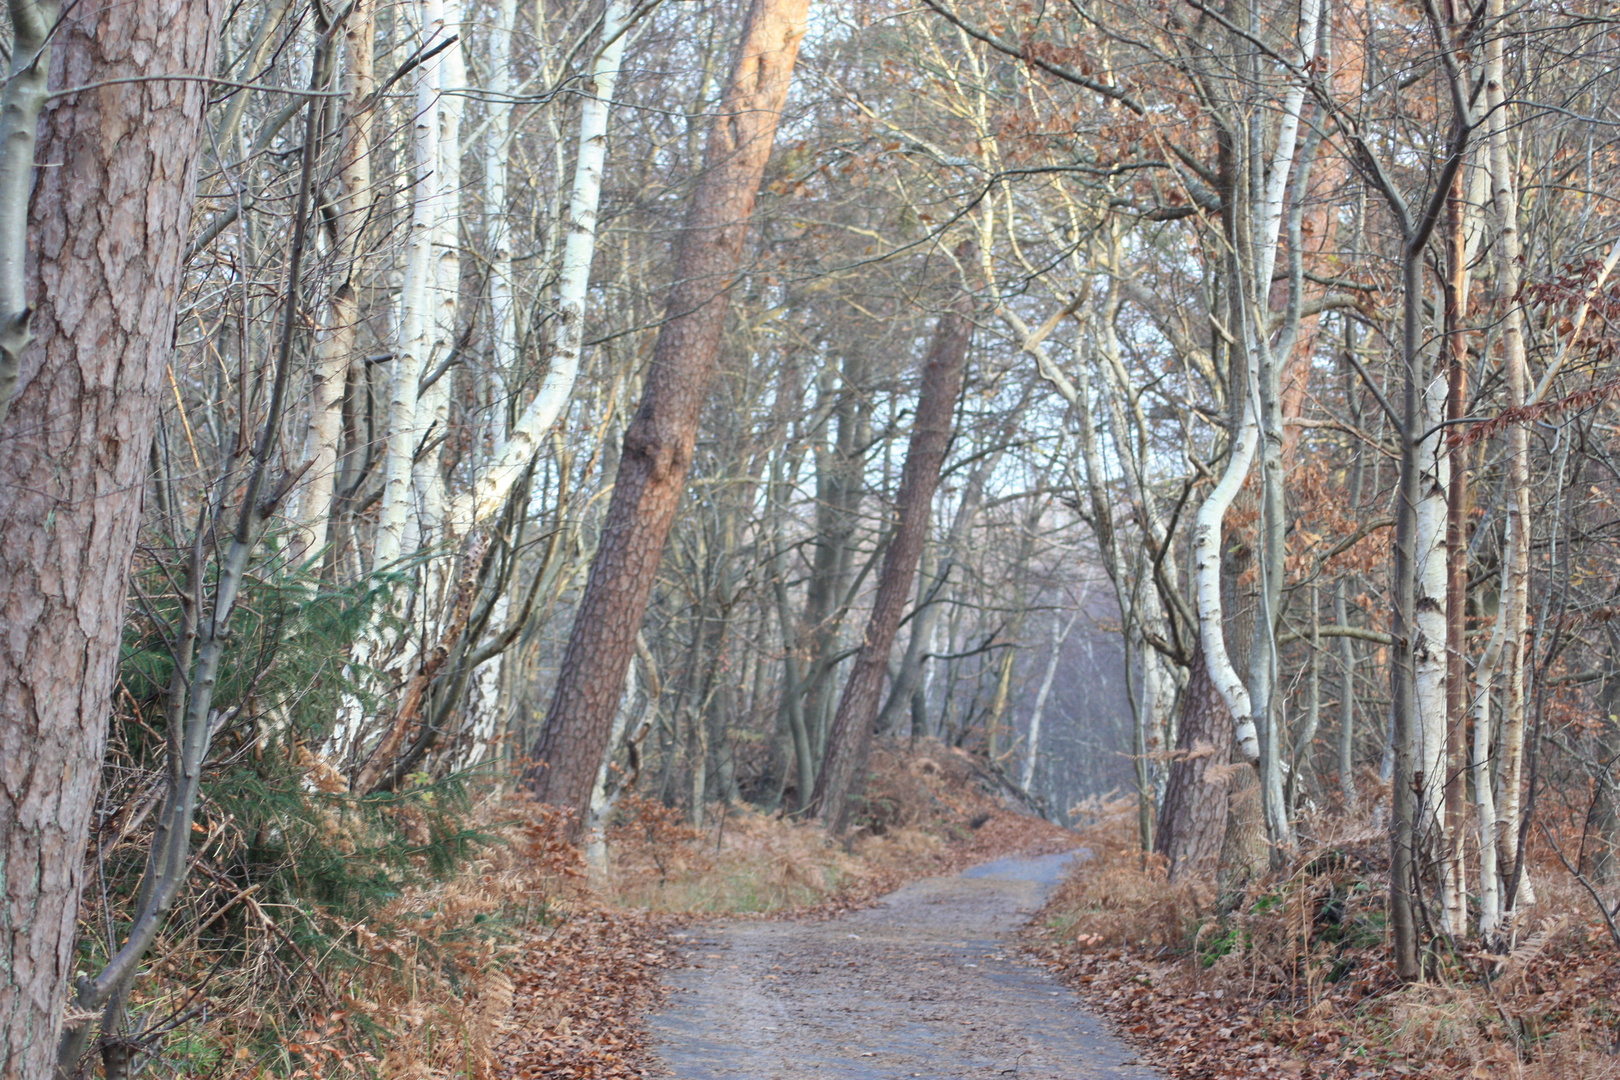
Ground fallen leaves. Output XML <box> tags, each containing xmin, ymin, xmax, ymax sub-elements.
<box><xmin>495</xmin><ymin>907</ymin><xmax>683</xmax><ymax>1080</ymax></box>
<box><xmin>1023</xmin><ymin>806</ymin><xmax>1620</xmax><ymax>1080</ymax></box>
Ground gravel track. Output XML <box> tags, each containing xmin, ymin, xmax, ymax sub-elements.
<box><xmin>648</xmin><ymin>852</ymin><xmax>1160</xmax><ymax>1080</ymax></box>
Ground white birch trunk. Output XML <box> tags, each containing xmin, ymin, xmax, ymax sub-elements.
<box><xmin>1191</xmin><ymin>0</ymin><xmax>1320</xmax><ymax>768</ymax></box>
<box><xmin>585</xmin><ymin>655</ymin><xmax>638</xmax><ymax>881</ymax></box>
<box><xmin>1413</xmin><ymin>376</ymin><xmax>1450</xmax><ymax>840</ymax></box>
<box><xmin>1472</xmin><ymin>538</ymin><xmax>1511</xmax><ymax>940</ymax></box>
<box><xmin>1145</xmin><ymin>638</ymin><xmax>1174</xmax><ymax>806</ymax></box>
<box><xmin>470</xmin><ymin>0</ymin><xmax>634</xmax><ymax>523</ymax></box>
<box><xmin>484</xmin><ymin>0</ymin><xmax>517</xmax><ymax>447</ymax></box>
<box><xmin>442</xmin><ymin>0</ymin><xmax>521</xmax><ymax>753</ymax></box>
<box><xmin>375</xmin><ymin>0</ymin><xmax>447</xmax><ymax>567</ymax></box>
<box><xmin>1486</xmin><ymin>0</ymin><xmax>1534</xmax><ymax>921</ymax></box>
<box><xmin>0</xmin><ymin>0</ymin><xmax>55</xmax><ymax>429</ymax></box>
<box><xmin>1022</xmin><ymin>611</ymin><xmax>1078</xmax><ymax>792</ymax></box>
<box><xmin>291</xmin><ymin>0</ymin><xmax>376</xmax><ymax>554</ymax></box>
<box><xmin>1193</xmin><ymin>396</ymin><xmax>1262</xmax><ymax>762</ymax></box>
<box><xmin>1251</xmin><ymin>0</ymin><xmax>1321</xmax><ymax>294</ymax></box>
<box><xmin>456</xmin><ymin>586</ymin><xmax>509</xmax><ymax>771</ymax></box>
<box><xmin>416</xmin><ymin>0</ymin><xmax>464</xmax><ymax>545</ymax></box>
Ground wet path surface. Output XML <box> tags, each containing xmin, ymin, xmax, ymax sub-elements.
<box><xmin>648</xmin><ymin>852</ymin><xmax>1160</xmax><ymax>1079</ymax></box>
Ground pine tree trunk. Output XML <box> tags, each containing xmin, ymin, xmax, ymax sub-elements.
<box><xmin>529</xmin><ymin>0</ymin><xmax>810</xmax><ymax>820</ymax></box>
<box><xmin>808</xmin><ymin>286</ymin><xmax>974</xmax><ymax>833</ymax></box>
<box><xmin>877</xmin><ymin>384</ymin><xmax>1034</xmax><ymax>735</ymax></box>
<box><xmin>1156</xmin><ymin>646</ymin><xmax>1234</xmax><ymax>882</ymax></box>
<box><xmin>0</xmin><ymin>0</ymin><xmax>224</xmax><ymax>1073</ymax></box>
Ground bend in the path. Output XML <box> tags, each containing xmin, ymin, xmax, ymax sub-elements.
<box><xmin>649</xmin><ymin>851</ymin><xmax>1160</xmax><ymax>1080</ymax></box>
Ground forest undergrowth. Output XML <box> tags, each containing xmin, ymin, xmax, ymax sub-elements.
<box><xmin>105</xmin><ymin>739</ymin><xmax>1069</xmax><ymax>1079</ymax></box>
<box><xmin>1028</xmin><ymin>799</ymin><xmax>1620</xmax><ymax>1080</ymax></box>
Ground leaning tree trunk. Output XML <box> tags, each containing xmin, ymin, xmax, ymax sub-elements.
<box><xmin>529</xmin><ymin>0</ymin><xmax>810</xmax><ymax>821</ymax></box>
<box><xmin>0</xmin><ymin>0</ymin><xmax>225</xmax><ymax>1073</ymax></box>
<box><xmin>807</xmin><ymin>283</ymin><xmax>975</xmax><ymax>833</ymax></box>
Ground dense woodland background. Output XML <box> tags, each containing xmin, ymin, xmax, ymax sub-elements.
<box><xmin>2</xmin><ymin>0</ymin><xmax>1620</xmax><ymax>1075</ymax></box>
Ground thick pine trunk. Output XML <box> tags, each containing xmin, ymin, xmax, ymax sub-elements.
<box><xmin>0</xmin><ymin>0</ymin><xmax>224</xmax><ymax>1073</ymax></box>
<box><xmin>878</xmin><ymin>382</ymin><xmax>1033</xmax><ymax>737</ymax></box>
<box><xmin>1156</xmin><ymin>646</ymin><xmax>1234</xmax><ymax>881</ymax></box>
<box><xmin>807</xmin><ymin>287</ymin><xmax>974</xmax><ymax>833</ymax></box>
<box><xmin>529</xmin><ymin>0</ymin><xmax>810</xmax><ymax>820</ymax></box>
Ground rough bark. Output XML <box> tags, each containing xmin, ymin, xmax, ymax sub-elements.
<box><xmin>1156</xmin><ymin>646</ymin><xmax>1234</xmax><ymax>882</ymax></box>
<box><xmin>1217</xmin><ymin>752</ymin><xmax>1268</xmax><ymax>912</ymax></box>
<box><xmin>1163</xmin><ymin>522</ymin><xmax>1257</xmax><ymax>885</ymax></box>
<box><xmin>807</xmin><ymin>286</ymin><xmax>974</xmax><ymax>833</ymax></box>
<box><xmin>529</xmin><ymin>0</ymin><xmax>810</xmax><ymax>820</ymax></box>
<box><xmin>0</xmin><ymin>0</ymin><xmax>224</xmax><ymax>1073</ymax></box>
<box><xmin>876</xmin><ymin>383</ymin><xmax>1034</xmax><ymax>736</ymax></box>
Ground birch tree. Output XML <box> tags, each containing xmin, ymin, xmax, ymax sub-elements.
<box><xmin>472</xmin><ymin>0</ymin><xmax>636</xmax><ymax>523</ymax></box>
<box><xmin>291</xmin><ymin>0</ymin><xmax>376</xmax><ymax>553</ymax></box>
<box><xmin>375</xmin><ymin>0</ymin><xmax>447</xmax><ymax>567</ymax></box>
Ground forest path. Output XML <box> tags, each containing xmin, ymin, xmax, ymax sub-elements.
<box><xmin>647</xmin><ymin>851</ymin><xmax>1160</xmax><ymax>1080</ymax></box>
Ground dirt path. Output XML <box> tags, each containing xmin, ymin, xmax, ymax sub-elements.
<box><xmin>647</xmin><ymin>852</ymin><xmax>1160</xmax><ymax>1079</ymax></box>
